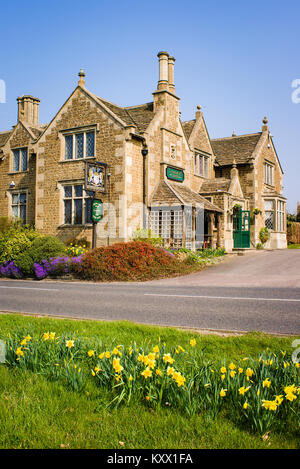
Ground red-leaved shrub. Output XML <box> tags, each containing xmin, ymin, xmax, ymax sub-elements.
<box><xmin>72</xmin><ymin>241</ymin><xmax>185</xmax><ymax>281</ymax></box>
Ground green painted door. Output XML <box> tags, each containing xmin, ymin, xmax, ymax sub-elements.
<box><xmin>233</xmin><ymin>210</ymin><xmax>250</xmax><ymax>248</ymax></box>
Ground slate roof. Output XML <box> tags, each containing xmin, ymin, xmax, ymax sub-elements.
<box><xmin>0</xmin><ymin>130</ymin><xmax>12</xmax><ymax>147</ymax></box>
<box><xmin>150</xmin><ymin>180</ymin><xmax>223</xmax><ymax>212</ymax></box>
<box><xmin>211</xmin><ymin>133</ymin><xmax>262</xmax><ymax>166</ymax></box>
<box><xmin>96</xmin><ymin>97</ymin><xmax>154</xmax><ymax>133</ymax></box>
<box><xmin>182</xmin><ymin>120</ymin><xmax>195</xmax><ymax>140</ymax></box>
<box><xmin>199</xmin><ymin>178</ymin><xmax>231</xmax><ymax>193</ymax></box>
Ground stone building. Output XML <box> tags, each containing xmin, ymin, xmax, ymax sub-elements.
<box><xmin>0</xmin><ymin>51</ymin><xmax>287</xmax><ymax>250</ymax></box>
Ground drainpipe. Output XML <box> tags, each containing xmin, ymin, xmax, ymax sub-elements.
<box><xmin>141</xmin><ymin>146</ymin><xmax>148</xmax><ymax>229</ymax></box>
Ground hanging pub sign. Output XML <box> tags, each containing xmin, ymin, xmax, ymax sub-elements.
<box><xmin>166</xmin><ymin>166</ymin><xmax>184</xmax><ymax>182</ymax></box>
<box><xmin>92</xmin><ymin>199</ymin><xmax>103</xmax><ymax>223</ymax></box>
<box><xmin>85</xmin><ymin>161</ymin><xmax>107</xmax><ymax>193</ymax></box>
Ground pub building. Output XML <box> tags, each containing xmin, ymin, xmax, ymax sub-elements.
<box><xmin>0</xmin><ymin>52</ymin><xmax>286</xmax><ymax>251</ymax></box>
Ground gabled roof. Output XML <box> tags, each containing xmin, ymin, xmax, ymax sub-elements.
<box><xmin>0</xmin><ymin>130</ymin><xmax>13</xmax><ymax>147</ymax></box>
<box><xmin>211</xmin><ymin>133</ymin><xmax>262</xmax><ymax>166</ymax></box>
<box><xmin>150</xmin><ymin>180</ymin><xmax>223</xmax><ymax>212</ymax></box>
<box><xmin>181</xmin><ymin>120</ymin><xmax>195</xmax><ymax>141</ymax></box>
<box><xmin>199</xmin><ymin>178</ymin><xmax>231</xmax><ymax>193</ymax></box>
<box><xmin>96</xmin><ymin>97</ymin><xmax>154</xmax><ymax>133</ymax></box>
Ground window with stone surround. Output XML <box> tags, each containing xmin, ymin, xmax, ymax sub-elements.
<box><xmin>13</xmin><ymin>148</ymin><xmax>28</xmax><ymax>172</ymax></box>
<box><xmin>264</xmin><ymin>199</ymin><xmax>274</xmax><ymax>230</ymax></box>
<box><xmin>64</xmin><ymin>130</ymin><xmax>95</xmax><ymax>160</ymax></box>
<box><xmin>264</xmin><ymin>161</ymin><xmax>274</xmax><ymax>186</ymax></box>
<box><xmin>63</xmin><ymin>184</ymin><xmax>93</xmax><ymax>225</ymax></box>
<box><xmin>276</xmin><ymin>200</ymin><xmax>285</xmax><ymax>232</ymax></box>
<box><xmin>11</xmin><ymin>191</ymin><xmax>27</xmax><ymax>222</ymax></box>
<box><xmin>194</xmin><ymin>152</ymin><xmax>209</xmax><ymax>177</ymax></box>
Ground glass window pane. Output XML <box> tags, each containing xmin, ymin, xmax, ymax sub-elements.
<box><xmin>21</xmin><ymin>149</ymin><xmax>28</xmax><ymax>171</ymax></box>
<box><xmin>13</xmin><ymin>150</ymin><xmax>20</xmax><ymax>171</ymax></box>
<box><xmin>74</xmin><ymin>199</ymin><xmax>82</xmax><ymax>224</ymax></box>
<box><xmin>64</xmin><ymin>186</ymin><xmax>72</xmax><ymax>198</ymax></box>
<box><xmin>85</xmin><ymin>198</ymin><xmax>93</xmax><ymax>223</ymax></box>
<box><xmin>74</xmin><ymin>185</ymin><xmax>83</xmax><ymax>197</ymax></box>
<box><xmin>65</xmin><ymin>135</ymin><xmax>73</xmax><ymax>159</ymax></box>
<box><xmin>12</xmin><ymin>193</ymin><xmax>19</xmax><ymax>204</ymax></box>
<box><xmin>75</xmin><ymin>133</ymin><xmax>84</xmax><ymax>159</ymax></box>
<box><xmin>86</xmin><ymin>132</ymin><xmax>95</xmax><ymax>157</ymax></box>
<box><xmin>19</xmin><ymin>193</ymin><xmax>26</xmax><ymax>204</ymax></box>
<box><xmin>19</xmin><ymin>205</ymin><xmax>26</xmax><ymax>222</ymax></box>
<box><xmin>64</xmin><ymin>199</ymin><xmax>72</xmax><ymax>224</ymax></box>
<box><xmin>12</xmin><ymin>205</ymin><xmax>18</xmax><ymax>218</ymax></box>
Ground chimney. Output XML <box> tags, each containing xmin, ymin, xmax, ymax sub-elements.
<box><xmin>168</xmin><ymin>56</ymin><xmax>176</xmax><ymax>93</ymax></box>
<box><xmin>157</xmin><ymin>51</ymin><xmax>169</xmax><ymax>91</ymax></box>
<box><xmin>262</xmin><ymin>116</ymin><xmax>269</xmax><ymax>132</ymax></box>
<box><xmin>17</xmin><ymin>95</ymin><xmax>40</xmax><ymax>127</ymax></box>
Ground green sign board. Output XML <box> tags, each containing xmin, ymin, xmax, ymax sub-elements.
<box><xmin>166</xmin><ymin>166</ymin><xmax>184</xmax><ymax>182</ymax></box>
<box><xmin>92</xmin><ymin>199</ymin><xmax>103</xmax><ymax>223</ymax></box>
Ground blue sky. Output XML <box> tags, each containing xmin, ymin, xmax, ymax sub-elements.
<box><xmin>1</xmin><ymin>0</ymin><xmax>299</xmax><ymax>211</ymax></box>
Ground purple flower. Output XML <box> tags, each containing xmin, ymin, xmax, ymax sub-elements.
<box><xmin>34</xmin><ymin>263</ymin><xmax>48</xmax><ymax>280</ymax></box>
<box><xmin>0</xmin><ymin>261</ymin><xmax>23</xmax><ymax>279</ymax></box>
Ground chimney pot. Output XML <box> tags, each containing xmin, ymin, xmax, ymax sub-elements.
<box><xmin>17</xmin><ymin>95</ymin><xmax>40</xmax><ymax>127</ymax></box>
<box><xmin>157</xmin><ymin>51</ymin><xmax>169</xmax><ymax>91</ymax></box>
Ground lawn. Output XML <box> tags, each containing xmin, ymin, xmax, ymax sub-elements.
<box><xmin>0</xmin><ymin>313</ymin><xmax>299</xmax><ymax>449</ymax></box>
<box><xmin>288</xmin><ymin>244</ymin><xmax>300</xmax><ymax>249</ymax></box>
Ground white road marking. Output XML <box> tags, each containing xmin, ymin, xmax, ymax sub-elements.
<box><xmin>0</xmin><ymin>286</ymin><xmax>60</xmax><ymax>292</ymax></box>
<box><xmin>144</xmin><ymin>293</ymin><xmax>300</xmax><ymax>302</ymax></box>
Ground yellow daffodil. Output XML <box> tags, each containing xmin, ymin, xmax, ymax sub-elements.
<box><xmin>190</xmin><ymin>339</ymin><xmax>197</xmax><ymax>347</ymax></box>
<box><xmin>153</xmin><ymin>345</ymin><xmax>159</xmax><ymax>354</ymax></box>
<box><xmin>87</xmin><ymin>350</ymin><xmax>95</xmax><ymax>357</ymax></box>
<box><xmin>245</xmin><ymin>368</ymin><xmax>254</xmax><ymax>378</ymax></box>
<box><xmin>65</xmin><ymin>340</ymin><xmax>74</xmax><ymax>348</ymax></box>
<box><xmin>15</xmin><ymin>347</ymin><xmax>24</xmax><ymax>357</ymax></box>
<box><xmin>263</xmin><ymin>378</ymin><xmax>271</xmax><ymax>388</ymax></box>
<box><xmin>25</xmin><ymin>335</ymin><xmax>31</xmax><ymax>342</ymax></box>
<box><xmin>285</xmin><ymin>393</ymin><xmax>297</xmax><ymax>402</ymax></box>
<box><xmin>113</xmin><ymin>357</ymin><xmax>123</xmax><ymax>373</ymax></box>
<box><xmin>220</xmin><ymin>389</ymin><xmax>227</xmax><ymax>397</ymax></box>
<box><xmin>155</xmin><ymin>368</ymin><xmax>162</xmax><ymax>376</ymax></box>
<box><xmin>167</xmin><ymin>366</ymin><xmax>175</xmax><ymax>376</ymax></box>
<box><xmin>239</xmin><ymin>386</ymin><xmax>251</xmax><ymax>396</ymax></box>
<box><xmin>275</xmin><ymin>395</ymin><xmax>284</xmax><ymax>405</ymax></box>
<box><xmin>148</xmin><ymin>352</ymin><xmax>156</xmax><ymax>361</ymax></box>
<box><xmin>284</xmin><ymin>385</ymin><xmax>297</xmax><ymax>394</ymax></box>
<box><xmin>230</xmin><ymin>371</ymin><xmax>236</xmax><ymax>378</ymax></box>
<box><xmin>141</xmin><ymin>367</ymin><xmax>152</xmax><ymax>379</ymax></box>
<box><xmin>221</xmin><ymin>374</ymin><xmax>225</xmax><ymax>380</ymax></box>
<box><xmin>91</xmin><ymin>369</ymin><xmax>95</xmax><ymax>376</ymax></box>
<box><xmin>98</xmin><ymin>353</ymin><xmax>104</xmax><ymax>359</ymax></box>
<box><xmin>262</xmin><ymin>400</ymin><xmax>278</xmax><ymax>411</ymax></box>
<box><xmin>49</xmin><ymin>332</ymin><xmax>56</xmax><ymax>340</ymax></box>
<box><xmin>104</xmin><ymin>351</ymin><xmax>111</xmax><ymax>359</ymax></box>
<box><xmin>163</xmin><ymin>354</ymin><xmax>175</xmax><ymax>365</ymax></box>
<box><xmin>20</xmin><ymin>339</ymin><xmax>27</xmax><ymax>346</ymax></box>
<box><xmin>176</xmin><ymin>375</ymin><xmax>186</xmax><ymax>387</ymax></box>
<box><xmin>229</xmin><ymin>363</ymin><xmax>236</xmax><ymax>370</ymax></box>
<box><xmin>129</xmin><ymin>375</ymin><xmax>133</xmax><ymax>381</ymax></box>
<box><xmin>43</xmin><ymin>332</ymin><xmax>50</xmax><ymax>341</ymax></box>
<box><xmin>220</xmin><ymin>366</ymin><xmax>227</xmax><ymax>374</ymax></box>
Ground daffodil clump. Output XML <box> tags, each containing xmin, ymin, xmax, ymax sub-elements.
<box><xmin>65</xmin><ymin>243</ymin><xmax>88</xmax><ymax>258</ymax></box>
<box><xmin>3</xmin><ymin>333</ymin><xmax>299</xmax><ymax>435</ymax></box>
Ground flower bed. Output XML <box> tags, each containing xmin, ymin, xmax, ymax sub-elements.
<box><xmin>4</xmin><ymin>331</ymin><xmax>299</xmax><ymax>435</ymax></box>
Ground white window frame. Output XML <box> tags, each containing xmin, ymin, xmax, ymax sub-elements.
<box><xmin>264</xmin><ymin>161</ymin><xmax>274</xmax><ymax>186</ymax></box>
<box><xmin>12</xmin><ymin>147</ymin><xmax>28</xmax><ymax>172</ymax></box>
<box><xmin>63</xmin><ymin>129</ymin><xmax>96</xmax><ymax>160</ymax></box>
<box><xmin>10</xmin><ymin>190</ymin><xmax>28</xmax><ymax>223</ymax></box>
<box><xmin>194</xmin><ymin>152</ymin><xmax>209</xmax><ymax>178</ymax></box>
<box><xmin>264</xmin><ymin>199</ymin><xmax>274</xmax><ymax>230</ymax></box>
<box><xmin>62</xmin><ymin>183</ymin><xmax>93</xmax><ymax>226</ymax></box>
<box><xmin>276</xmin><ymin>200</ymin><xmax>286</xmax><ymax>232</ymax></box>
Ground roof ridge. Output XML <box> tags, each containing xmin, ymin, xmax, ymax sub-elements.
<box><xmin>211</xmin><ymin>132</ymin><xmax>262</xmax><ymax>141</ymax></box>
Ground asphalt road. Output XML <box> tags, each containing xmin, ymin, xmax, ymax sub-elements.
<box><xmin>0</xmin><ymin>250</ymin><xmax>300</xmax><ymax>335</ymax></box>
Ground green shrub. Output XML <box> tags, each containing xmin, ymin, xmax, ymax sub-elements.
<box><xmin>259</xmin><ymin>227</ymin><xmax>270</xmax><ymax>245</ymax></box>
<box><xmin>256</xmin><ymin>243</ymin><xmax>263</xmax><ymax>250</ymax></box>
<box><xmin>0</xmin><ymin>225</ymin><xmax>41</xmax><ymax>263</ymax></box>
<box><xmin>14</xmin><ymin>236</ymin><xmax>66</xmax><ymax>275</ymax></box>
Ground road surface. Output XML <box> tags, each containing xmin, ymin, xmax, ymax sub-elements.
<box><xmin>0</xmin><ymin>250</ymin><xmax>299</xmax><ymax>335</ymax></box>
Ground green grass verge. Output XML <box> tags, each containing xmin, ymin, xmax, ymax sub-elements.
<box><xmin>0</xmin><ymin>313</ymin><xmax>299</xmax><ymax>449</ymax></box>
<box><xmin>288</xmin><ymin>244</ymin><xmax>300</xmax><ymax>249</ymax></box>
